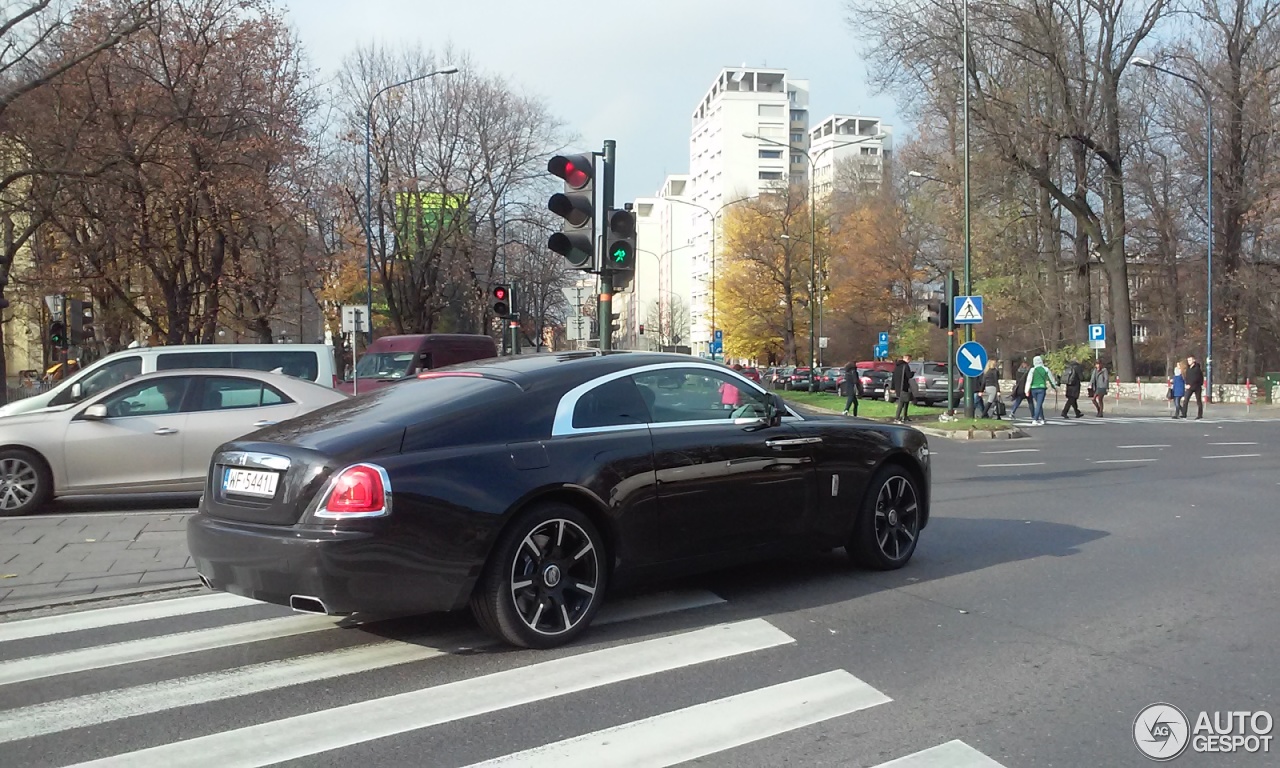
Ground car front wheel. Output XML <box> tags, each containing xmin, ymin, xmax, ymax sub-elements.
<box><xmin>847</xmin><ymin>465</ymin><xmax>921</xmax><ymax>570</ymax></box>
<box><xmin>471</xmin><ymin>502</ymin><xmax>608</xmax><ymax>648</ymax></box>
<box><xmin>0</xmin><ymin>448</ymin><xmax>51</xmax><ymax>517</ymax></box>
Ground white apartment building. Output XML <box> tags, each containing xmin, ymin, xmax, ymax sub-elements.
<box><xmin>809</xmin><ymin>115</ymin><xmax>893</xmax><ymax>198</ymax></box>
<box><xmin>685</xmin><ymin>67</ymin><xmax>811</xmax><ymax>356</ymax></box>
<box><xmin>631</xmin><ymin>175</ymin><xmax>696</xmax><ymax>351</ymax></box>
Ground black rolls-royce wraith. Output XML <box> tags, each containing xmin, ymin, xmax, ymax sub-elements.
<box><xmin>188</xmin><ymin>351</ymin><xmax>931</xmax><ymax>648</ymax></box>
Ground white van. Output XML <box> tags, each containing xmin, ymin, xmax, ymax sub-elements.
<box><xmin>0</xmin><ymin>344</ymin><xmax>339</xmax><ymax>418</ymax></box>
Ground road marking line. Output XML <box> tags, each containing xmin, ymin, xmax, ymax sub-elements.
<box><xmin>1209</xmin><ymin>442</ymin><xmax>1258</xmax><ymax>446</ymax></box>
<box><xmin>978</xmin><ymin>449</ymin><xmax>1040</xmax><ymax>454</ymax></box>
<box><xmin>65</xmin><ymin>619</ymin><xmax>794</xmax><ymax>768</ymax></box>
<box><xmin>1093</xmin><ymin>459</ymin><xmax>1159</xmax><ymax>464</ymax></box>
<box><xmin>0</xmin><ymin>588</ymin><xmax>727</xmax><ymax>743</ymax></box>
<box><xmin>870</xmin><ymin>739</ymin><xmax>1009</xmax><ymax>767</ymax></box>
<box><xmin>0</xmin><ymin>615</ymin><xmax>341</xmax><ymax>686</ymax></box>
<box><xmin>1116</xmin><ymin>445</ymin><xmax>1170</xmax><ymax>449</ymax></box>
<box><xmin>1202</xmin><ymin>454</ymin><xmax>1262</xmax><ymax>459</ymax></box>
<box><xmin>0</xmin><ymin>592</ymin><xmax>260</xmax><ymax>644</ymax></box>
<box><xmin>463</xmin><ymin>670</ymin><xmax>890</xmax><ymax>767</ymax></box>
<box><xmin>976</xmin><ymin>462</ymin><xmax>1046</xmax><ymax>468</ymax></box>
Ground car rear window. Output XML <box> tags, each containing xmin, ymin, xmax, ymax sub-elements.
<box><xmin>925</xmin><ymin>363</ymin><xmax>948</xmax><ymax>375</ymax></box>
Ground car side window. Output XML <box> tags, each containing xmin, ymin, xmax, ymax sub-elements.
<box><xmin>99</xmin><ymin>378</ymin><xmax>190</xmax><ymax>418</ymax></box>
<box><xmin>194</xmin><ymin>377</ymin><xmax>294</xmax><ymax>411</ymax></box>
<box><xmin>633</xmin><ymin>368</ymin><xmax>770</xmax><ymax>424</ymax></box>
<box><xmin>64</xmin><ymin>356</ymin><xmax>143</xmax><ymax>403</ymax></box>
<box><xmin>572</xmin><ymin>376</ymin><xmax>651</xmax><ymax>429</ymax></box>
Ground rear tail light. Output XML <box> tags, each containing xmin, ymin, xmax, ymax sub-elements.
<box><xmin>316</xmin><ymin>463</ymin><xmax>391</xmax><ymax>518</ymax></box>
<box><xmin>332</xmin><ymin>374</ymin><xmax>339</xmax><ymax>388</ymax></box>
<box><xmin>861</xmin><ymin>376</ymin><xmax>872</xmax><ymax>384</ymax></box>
<box><xmin>915</xmin><ymin>376</ymin><xmax>927</xmax><ymax>384</ymax></box>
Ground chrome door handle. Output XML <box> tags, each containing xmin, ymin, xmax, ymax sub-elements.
<box><xmin>154</xmin><ymin>427</ymin><xmax>178</xmax><ymax>435</ymax></box>
<box><xmin>253</xmin><ymin>420</ymin><xmax>277</xmax><ymax>428</ymax></box>
<box><xmin>765</xmin><ymin>437</ymin><xmax>823</xmax><ymax>448</ymax></box>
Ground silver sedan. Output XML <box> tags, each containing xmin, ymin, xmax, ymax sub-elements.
<box><xmin>0</xmin><ymin>369</ymin><xmax>347</xmax><ymax>516</ymax></box>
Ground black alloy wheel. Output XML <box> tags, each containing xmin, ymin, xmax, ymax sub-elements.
<box><xmin>471</xmin><ymin>502</ymin><xmax>607</xmax><ymax>648</ymax></box>
<box><xmin>0</xmin><ymin>448</ymin><xmax>51</xmax><ymax>517</ymax></box>
<box><xmin>848</xmin><ymin>466</ymin><xmax>921</xmax><ymax>570</ymax></box>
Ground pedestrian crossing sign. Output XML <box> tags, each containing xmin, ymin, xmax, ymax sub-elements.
<box><xmin>953</xmin><ymin>295</ymin><xmax>983</xmax><ymax>324</ymax></box>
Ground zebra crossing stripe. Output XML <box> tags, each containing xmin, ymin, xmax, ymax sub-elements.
<box><xmin>0</xmin><ymin>614</ymin><xmax>340</xmax><ymax>686</ymax></box>
<box><xmin>463</xmin><ymin>670</ymin><xmax>890</xmax><ymax>767</ymax></box>
<box><xmin>63</xmin><ymin>619</ymin><xmax>795</xmax><ymax>768</ymax></box>
<box><xmin>0</xmin><ymin>589</ymin><xmax>728</xmax><ymax>743</ymax></box>
<box><xmin>0</xmin><ymin>592</ymin><xmax>261</xmax><ymax>644</ymax></box>
<box><xmin>868</xmin><ymin>739</ymin><xmax>1008</xmax><ymax>767</ymax></box>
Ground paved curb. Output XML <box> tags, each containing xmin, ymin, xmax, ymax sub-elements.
<box><xmin>914</xmin><ymin>426</ymin><xmax>1028</xmax><ymax>441</ymax></box>
<box><xmin>0</xmin><ymin>579</ymin><xmax>203</xmax><ymax>617</ymax></box>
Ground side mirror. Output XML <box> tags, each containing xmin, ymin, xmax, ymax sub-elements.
<box><xmin>768</xmin><ymin>394</ymin><xmax>786</xmax><ymax>426</ymax></box>
<box><xmin>71</xmin><ymin>382</ymin><xmax>83</xmax><ymax>400</ymax></box>
<box><xmin>82</xmin><ymin>404</ymin><xmax>109</xmax><ymax>421</ymax></box>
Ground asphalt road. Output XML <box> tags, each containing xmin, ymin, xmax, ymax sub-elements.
<box><xmin>0</xmin><ymin>414</ymin><xmax>1276</xmax><ymax>767</ymax></box>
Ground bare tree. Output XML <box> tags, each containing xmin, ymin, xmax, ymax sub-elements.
<box><xmin>645</xmin><ymin>294</ymin><xmax>691</xmax><ymax>350</ymax></box>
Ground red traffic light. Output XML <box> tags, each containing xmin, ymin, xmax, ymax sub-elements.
<box><xmin>493</xmin><ymin>286</ymin><xmax>507</xmax><ymax>301</ymax></box>
<box><xmin>548</xmin><ymin>154</ymin><xmax>593</xmax><ymax>190</ymax></box>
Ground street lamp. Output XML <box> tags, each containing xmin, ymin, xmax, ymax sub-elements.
<box><xmin>666</xmin><ymin>196</ymin><xmax>752</xmax><ymax>359</ymax></box>
<box><xmin>742</xmin><ymin>131</ymin><xmax>887</xmax><ymax>389</ymax></box>
<box><xmin>1132</xmin><ymin>56</ymin><xmax>1214</xmax><ymax>401</ymax></box>
<box><xmin>363</xmin><ymin>65</ymin><xmax>459</xmax><ymax>352</ymax></box>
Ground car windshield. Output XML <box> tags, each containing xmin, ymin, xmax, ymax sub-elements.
<box><xmin>354</xmin><ymin>352</ymin><xmax>415</xmax><ymax>379</ymax></box>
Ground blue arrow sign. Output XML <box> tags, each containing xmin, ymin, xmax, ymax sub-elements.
<box><xmin>1089</xmin><ymin>323</ymin><xmax>1105</xmax><ymax>341</ymax></box>
<box><xmin>713</xmin><ymin>329</ymin><xmax>723</xmax><ymax>342</ymax></box>
<box><xmin>953</xmin><ymin>295</ymin><xmax>984</xmax><ymax>324</ymax></box>
<box><xmin>956</xmin><ymin>341</ymin><xmax>988</xmax><ymax>377</ymax></box>
<box><xmin>873</xmin><ymin>343</ymin><xmax>888</xmax><ymax>358</ymax></box>
<box><xmin>878</xmin><ymin>331</ymin><xmax>889</xmax><ymax>345</ymax></box>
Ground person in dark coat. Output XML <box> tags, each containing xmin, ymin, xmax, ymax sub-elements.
<box><xmin>891</xmin><ymin>354</ymin><xmax>914</xmax><ymax>422</ymax></box>
<box><xmin>1060</xmin><ymin>359</ymin><xmax>1084</xmax><ymax>418</ymax></box>
<box><xmin>840</xmin><ymin>361</ymin><xmax>864</xmax><ymax>416</ymax></box>
<box><xmin>1009</xmin><ymin>360</ymin><xmax>1029</xmax><ymax>419</ymax></box>
<box><xmin>1182</xmin><ymin>355</ymin><xmax>1205</xmax><ymax>419</ymax></box>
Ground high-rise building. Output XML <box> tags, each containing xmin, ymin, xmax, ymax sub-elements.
<box><xmin>630</xmin><ymin>175</ymin><xmax>695</xmax><ymax>351</ymax></box>
<box><xmin>809</xmin><ymin>115</ymin><xmax>893</xmax><ymax>198</ymax></box>
<box><xmin>685</xmin><ymin>67</ymin><xmax>810</xmax><ymax>356</ymax></box>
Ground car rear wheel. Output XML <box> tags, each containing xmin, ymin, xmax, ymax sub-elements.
<box><xmin>847</xmin><ymin>466</ymin><xmax>921</xmax><ymax>570</ymax></box>
<box><xmin>471</xmin><ymin>503</ymin><xmax>608</xmax><ymax>648</ymax></box>
<box><xmin>0</xmin><ymin>449</ymin><xmax>51</xmax><ymax>517</ymax></box>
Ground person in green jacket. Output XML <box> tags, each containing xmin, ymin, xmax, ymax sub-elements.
<box><xmin>1022</xmin><ymin>355</ymin><xmax>1059</xmax><ymax>425</ymax></box>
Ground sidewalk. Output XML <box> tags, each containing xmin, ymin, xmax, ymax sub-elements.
<box><xmin>0</xmin><ymin>512</ymin><xmax>198</xmax><ymax>612</ymax></box>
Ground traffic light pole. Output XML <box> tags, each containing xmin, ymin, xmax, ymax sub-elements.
<box><xmin>947</xmin><ymin>270</ymin><xmax>956</xmax><ymax>416</ymax></box>
<box><xmin>597</xmin><ymin>139</ymin><xmax>616</xmax><ymax>352</ymax></box>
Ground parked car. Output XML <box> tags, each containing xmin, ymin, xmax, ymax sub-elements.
<box><xmin>189</xmin><ymin>351</ymin><xmax>931</xmax><ymax>649</ymax></box>
<box><xmin>768</xmin><ymin>367</ymin><xmax>794</xmax><ymax>389</ymax></box>
<box><xmin>0</xmin><ymin>344</ymin><xmax>340</xmax><ymax>418</ymax></box>
<box><xmin>0</xmin><ymin>369</ymin><xmax>347</xmax><ymax>516</ymax></box>
<box><xmin>858</xmin><ymin>368</ymin><xmax>892</xmax><ymax>399</ymax></box>
<box><xmin>785</xmin><ymin>367</ymin><xmax>814</xmax><ymax>390</ymax></box>
<box><xmin>885</xmin><ymin>361</ymin><xmax>952</xmax><ymax>406</ymax></box>
<box><xmin>739</xmin><ymin>367</ymin><xmax>762</xmax><ymax>384</ymax></box>
<box><xmin>817</xmin><ymin>367</ymin><xmax>844</xmax><ymax>392</ymax></box>
<box><xmin>339</xmin><ymin>334</ymin><xmax>498</xmax><ymax>395</ymax></box>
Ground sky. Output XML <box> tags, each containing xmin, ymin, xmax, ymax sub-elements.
<box><xmin>280</xmin><ymin>0</ymin><xmax>905</xmax><ymax>205</ymax></box>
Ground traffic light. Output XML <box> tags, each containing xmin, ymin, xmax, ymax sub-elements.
<box><xmin>492</xmin><ymin>284</ymin><xmax>512</xmax><ymax>318</ymax></box>
<box><xmin>604</xmin><ymin>208</ymin><xmax>636</xmax><ymax>272</ymax></box>
<box><xmin>639</xmin><ymin>324</ymin><xmax>645</xmax><ymax>335</ymax></box>
<box><xmin>80</xmin><ymin>303</ymin><xmax>95</xmax><ymax>344</ymax></box>
<box><xmin>547</xmin><ymin>153</ymin><xmax>596</xmax><ymax>269</ymax></box>
<box><xmin>938</xmin><ymin>300</ymin><xmax>951</xmax><ymax>329</ymax></box>
<box><xmin>68</xmin><ymin>299</ymin><xmax>84</xmax><ymax>343</ymax></box>
<box><xmin>49</xmin><ymin>320</ymin><xmax>67</xmax><ymax>349</ymax></box>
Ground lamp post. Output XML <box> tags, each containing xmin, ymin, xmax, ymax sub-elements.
<box><xmin>1132</xmin><ymin>56</ymin><xmax>1213</xmax><ymax>402</ymax></box>
<box><xmin>363</xmin><ymin>65</ymin><xmax>459</xmax><ymax>351</ymax></box>
<box><xmin>742</xmin><ymin>132</ymin><xmax>887</xmax><ymax>389</ymax></box>
<box><xmin>666</xmin><ymin>196</ymin><xmax>752</xmax><ymax>359</ymax></box>
<box><xmin>960</xmin><ymin>0</ymin><xmax>976</xmax><ymax>417</ymax></box>
<box><xmin>908</xmin><ymin>169</ymin><xmax>960</xmax><ymax>414</ymax></box>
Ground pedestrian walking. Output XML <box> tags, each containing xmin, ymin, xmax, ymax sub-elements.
<box><xmin>840</xmin><ymin>361</ymin><xmax>864</xmax><ymax>416</ymax></box>
<box><xmin>1170</xmin><ymin>362</ymin><xmax>1187</xmax><ymax>418</ymax></box>
<box><xmin>1182</xmin><ymin>356</ymin><xmax>1205</xmax><ymax>419</ymax></box>
<box><xmin>981</xmin><ymin>360</ymin><xmax>1002</xmax><ymax>419</ymax></box>
<box><xmin>720</xmin><ymin>366</ymin><xmax>743</xmax><ymax>410</ymax></box>
<box><xmin>891</xmin><ymin>353</ymin><xmax>914</xmax><ymax>423</ymax></box>
<box><xmin>1060</xmin><ymin>359</ymin><xmax>1084</xmax><ymax>418</ymax></box>
<box><xmin>1089</xmin><ymin>360</ymin><xmax>1109</xmax><ymax>416</ymax></box>
<box><xmin>1009</xmin><ymin>359</ymin><xmax>1030</xmax><ymax>419</ymax></box>
<box><xmin>1023</xmin><ymin>355</ymin><xmax>1058</xmax><ymax>426</ymax></box>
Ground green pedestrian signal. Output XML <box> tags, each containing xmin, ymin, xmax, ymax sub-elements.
<box><xmin>604</xmin><ymin>208</ymin><xmax>635</xmax><ymax>273</ymax></box>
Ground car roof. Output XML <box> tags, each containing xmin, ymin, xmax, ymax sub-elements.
<box><xmin>431</xmin><ymin>351</ymin><xmax>740</xmax><ymax>390</ymax></box>
<box><xmin>123</xmin><ymin>368</ymin><xmax>328</xmax><ymax>387</ymax></box>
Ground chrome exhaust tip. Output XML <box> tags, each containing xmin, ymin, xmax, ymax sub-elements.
<box><xmin>289</xmin><ymin>595</ymin><xmax>329</xmax><ymax>615</ymax></box>
<box><xmin>198</xmin><ymin>574</ymin><xmax>212</xmax><ymax>590</ymax></box>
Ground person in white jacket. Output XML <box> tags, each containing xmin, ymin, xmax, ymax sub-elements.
<box><xmin>1023</xmin><ymin>355</ymin><xmax>1059</xmax><ymax>425</ymax></box>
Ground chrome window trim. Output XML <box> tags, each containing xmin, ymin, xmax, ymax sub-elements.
<box><xmin>552</xmin><ymin>362</ymin><xmax>803</xmax><ymax>437</ymax></box>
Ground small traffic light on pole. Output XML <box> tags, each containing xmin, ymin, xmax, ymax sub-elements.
<box><xmin>547</xmin><ymin>153</ymin><xmax>597</xmax><ymax>270</ymax></box>
<box><xmin>492</xmin><ymin>284</ymin><xmax>512</xmax><ymax>318</ymax></box>
<box><xmin>926</xmin><ymin>303</ymin><xmax>941</xmax><ymax>327</ymax></box>
<box><xmin>49</xmin><ymin>320</ymin><xmax>67</xmax><ymax>349</ymax></box>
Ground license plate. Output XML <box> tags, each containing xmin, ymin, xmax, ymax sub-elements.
<box><xmin>223</xmin><ymin>468</ymin><xmax>279</xmax><ymax>498</ymax></box>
